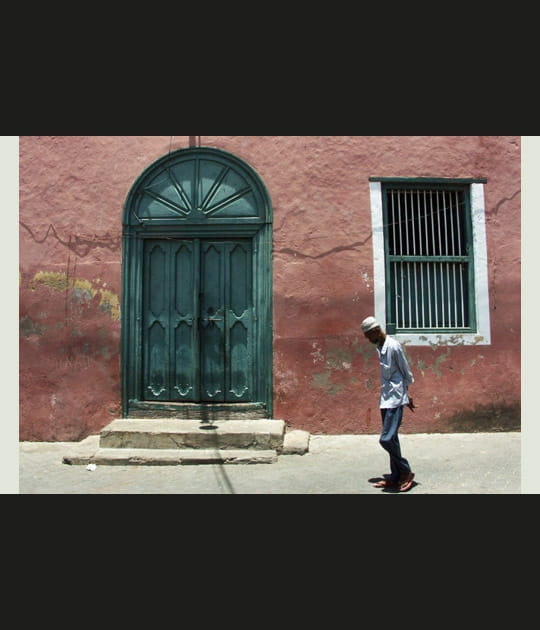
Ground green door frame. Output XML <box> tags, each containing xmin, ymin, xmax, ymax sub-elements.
<box><xmin>121</xmin><ymin>147</ymin><xmax>273</xmax><ymax>418</ymax></box>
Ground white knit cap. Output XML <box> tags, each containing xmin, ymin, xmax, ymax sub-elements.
<box><xmin>361</xmin><ymin>316</ymin><xmax>381</xmax><ymax>333</ymax></box>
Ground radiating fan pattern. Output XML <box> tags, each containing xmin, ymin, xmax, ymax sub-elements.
<box><xmin>137</xmin><ymin>158</ymin><xmax>259</xmax><ymax>221</ymax></box>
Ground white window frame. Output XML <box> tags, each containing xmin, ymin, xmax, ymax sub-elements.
<box><xmin>369</xmin><ymin>179</ymin><xmax>491</xmax><ymax>346</ymax></box>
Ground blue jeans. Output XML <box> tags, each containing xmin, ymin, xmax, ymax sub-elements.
<box><xmin>380</xmin><ymin>406</ymin><xmax>412</xmax><ymax>482</ymax></box>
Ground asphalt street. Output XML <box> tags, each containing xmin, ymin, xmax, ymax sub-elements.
<box><xmin>18</xmin><ymin>431</ymin><xmax>521</xmax><ymax>494</ymax></box>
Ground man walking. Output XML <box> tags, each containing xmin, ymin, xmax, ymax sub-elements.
<box><xmin>361</xmin><ymin>316</ymin><xmax>416</xmax><ymax>492</ymax></box>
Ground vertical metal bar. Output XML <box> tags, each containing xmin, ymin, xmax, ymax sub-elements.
<box><xmin>421</xmin><ymin>191</ymin><xmax>429</xmax><ymax>329</ymax></box>
<box><xmin>404</xmin><ymin>190</ymin><xmax>409</xmax><ymax>256</ymax></box>
<box><xmin>419</xmin><ymin>262</ymin><xmax>425</xmax><ymax>329</ymax></box>
<box><xmin>450</xmin><ymin>190</ymin><xmax>456</xmax><ymax>256</ymax></box>
<box><xmin>440</xmin><ymin>261</ymin><xmax>446</xmax><ymax>327</ymax></box>
<box><xmin>426</xmin><ymin>262</ymin><xmax>431</xmax><ymax>328</ymax></box>
<box><xmin>417</xmin><ymin>190</ymin><xmax>422</xmax><ymax>256</ymax></box>
<box><xmin>406</xmin><ymin>260</ymin><xmax>411</xmax><ymax>328</ymax></box>
<box><xmin>395</xmin><ymin>191</ymin><xmax>403</xmax><ymax>329</ymax></box>
<box><xmin>455</xmin><ymin>190</ymin><xmax>463</xmax><ymax>255</ymax></box>
<box><xmin>410</xmin><ymin>190</ymin><xmax>416</xmax><ymax>255</ymax></box>
<box><xmin>453</xmin><ymin>262</ymin><xmax>458</xmax><ymax>327</ymax></box>
<box><xmin>460</xmin><ymin>263</ymin><xmax>465</xmax><ymax>327</ymax></box>
<box><xmin>414</xmin><ymin>261</ymin><xmax>419</xmax><ymax>328</ymax></box>
<box><xmin>436</xmin><ymin>192</ymin><xmax>444</xmax><ymax>327</ymax></box>
<box><xmin>400</xmin><ymin>262</ymin><xmax>406</xmax><ymax>328</ymax></box>
<box><xmin>394</xmin><ymin>262</ymin><xmax>401</xmax><ymax>328</ymax></box>
<box><xmin>397</xmin><ymin>190</ymin><xmax>403</xmax><ymax>256</ymax></box>
<box><xmin>444</xmin><ymin>191</ymin><xmax>456</xmax><ymax>327</ymax></box>
<box><xmin>423</xmin><ymin>190</ymin><xmax>429</xmax><ymax>256</ymax></box>
<box><xmin>446</xmin><ymin>260</ymin><xmax>451</xmax><ymax>327</ymax></box>
<box><xmin>391</xmin><ymin>191</ymin><xmax>396</xmax><ymax>255</ymax></box>
<box><xmin>442</xmin><ymin>191</ymin><xmax>449</xmax><ymax>256</ymax></box>
<box><xmin>430</xmin><ymin>190</ymin><xmax>436</xmax><ymax>256</ymax></box>
<box><xmin>404</xmin><ymin>190</ymin><xmax>411</xmax><ymax>329</ymax></box>
<box><xmin>433</xmin><ymin>261</ymin><xmax>438</xmax><ymax>328</ymax></box>
<box><xmin>430</xmin><ymin>192</ymin><xmax>438</xmax><ymax>327</ymax></box>
<box><xmin>394</xmin><ymin>261</ymin><xmax>400</xmax><ymax>329</ymax></box>
<box><xmin>436</xmin><ymin>190</ymin><xmax>443</xmax><ymax>257</ymax></box>
<box><xmin>436</xmin><ymin>260</ymin><xmax>441</xmax><ymax>329</ymax></box>
<box><xmin>413</xmin><ymin>190</ymin><xmax>423</xmax><ymax>328</ymax></box>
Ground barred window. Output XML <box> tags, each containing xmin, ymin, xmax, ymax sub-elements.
<box><xmin>383</xmin><ymin>183</ymin><xmax>474</xmax><ymax>332</ymax></box>
<box><xmin>369</xmin><ymin>178</ymin><xmax>491</xmax><ymax>345</ymax></box>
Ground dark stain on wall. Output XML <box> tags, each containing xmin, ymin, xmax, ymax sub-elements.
<box><xmin>446</xmin><ymin>402</ymin><xmax>520</xmax><ymax>432</ymax></box>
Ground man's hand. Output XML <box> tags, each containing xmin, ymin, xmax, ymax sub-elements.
<box><xmin>407</xmin><ymin>397</ymin><xmax>416</xmax><ymax>412</ymax></box>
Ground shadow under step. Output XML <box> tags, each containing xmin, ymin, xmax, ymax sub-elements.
<box><xmin>68</xmin><ymin>447</ymin><xmax>278</xmax><ymax>466</ymax></box>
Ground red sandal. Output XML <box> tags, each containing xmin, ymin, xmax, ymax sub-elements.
<box><xmin>399</xmin><ymin>473</ymin><xmax>415</xmax><ymax>492</ymax></box>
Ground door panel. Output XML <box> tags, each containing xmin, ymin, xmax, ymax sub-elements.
<box><xmin>227</xmin><ymin>242</ymin><xmax>252</xmax><ymax>401</ymax></box>
<box><xmin>142</xmin><ymin>238</ymin><xmax>252</xmax><ymax>403</ymax></box>
<box><xmin>200</xmin><ymin>242</ymin><xmax>226</xmax><ymax>401</ymax></box>
<box><xmin>171</xmin><ymin>241</ymin><xmax>197</xmax><ymax>400</ymax></box>
<box><xmin>144</xmin><ymin>243</ymin><xmax>169</xmax><ymax>400</ymax></box>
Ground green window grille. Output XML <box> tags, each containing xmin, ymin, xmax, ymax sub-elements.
<box><xmin>381</xmin><ymin>181</ymin><xmax>477</xmax><ymax>334</ymax></box>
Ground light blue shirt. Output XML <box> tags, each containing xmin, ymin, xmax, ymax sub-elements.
<box><xmin>376</xmin><ymin>336</ymin><xmax>414</xmax><ymax>409</ymax></box>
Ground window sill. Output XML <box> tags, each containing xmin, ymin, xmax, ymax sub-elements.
<box><xmin>395</xmin><ymin>332</ymin><xmax>490</xmax><ymax>347</ymax></box>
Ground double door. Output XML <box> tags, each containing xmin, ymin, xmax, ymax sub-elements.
<box><xmin>142</xmin><ymin>238</ymin><xmax>253</xmax><ymax>403</ymax></box>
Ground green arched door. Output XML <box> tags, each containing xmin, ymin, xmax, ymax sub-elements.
<box><xmin>122</xmin><ymin>148</ymin><xmax>273</xmax><ymax>418</ymax></box>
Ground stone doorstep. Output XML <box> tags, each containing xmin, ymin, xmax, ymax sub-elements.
<box><xmin>61</xmin><ymin>422</ymin><xmax>310</xmax><ymax>466</ymax></box>
<box><xmin>99</xmin><ymin>418</ymin><xmax>287</xmax><ymax>451</ymax></box>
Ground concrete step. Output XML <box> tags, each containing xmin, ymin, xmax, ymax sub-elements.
<box><xmin>99</xmin><ymin>418</ymin><xmax>286</xmax><ymax>451</ymax></box>
<box><xmin>61</xmin><ymin>421</ymin><xmax>310</xmax><ymax>466</ymax></box>
<box><xmin>67</xmin><ymin>447</ymin><xmax>278</xmax><ymax>466</ymax></box>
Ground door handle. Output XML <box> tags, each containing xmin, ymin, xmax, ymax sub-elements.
<box><xmin>200</xmin><ymin>304</ymin><xmax>224</xmax><ymax>323</ymax></box>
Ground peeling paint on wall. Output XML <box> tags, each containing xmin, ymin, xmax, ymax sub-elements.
<box><xmin>98</xmin><ymin>289</ymin><xmax>120</xmax><ymax>320</ymax></box>
<box><xmin>310</xmin><ymin>339</ymin><xmax>377</xmax><ymax>396</ymax></box>
<box><xmin>311</xmin><ymin>371</ymin><xmax>345</xmax><ymax>396</ymax></box>
<box><xmin>27</xmin><ymin>271</ymin><xmax>120</xmax><ymax>320</ymax></box>
<box><xmin>20</xmin><ymin>315</ymin><xmax>46</xmax><ymax>337</ymax></box>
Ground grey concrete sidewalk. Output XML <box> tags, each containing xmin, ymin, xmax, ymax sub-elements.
<box><xmin>18</xmin><ymin>431</ymin><xmax>521</xmax><ymax>494</ymax></box>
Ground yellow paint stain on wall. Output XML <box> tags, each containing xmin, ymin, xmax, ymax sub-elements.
<box><xmin>99</xmin><ymin>289</ymin><xmax>120</xmax><ymax>320</ymax></box>
<box><xmin>28</xmin><ymin>271</ymin><xmax>121</xmax><ymax>321</ymax></box>
<box><xmin>73</xmin><ymin>278</ymin><xmax>94</xmax><ymax>294</ymax></box>
<box><xmin>29</xmin><ymin>271</ymin><xmax>69</xmax><ymax>292</ymax></box>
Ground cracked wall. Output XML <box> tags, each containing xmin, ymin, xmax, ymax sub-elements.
<box><xmin>19</xmin><ymin>136</ymin><xmax>521</xmax><ymax>439</ymax></box>
<box><xmin>261</xmin><ymin>135</ymin><xmax>520</xmax><ymax>435</ymax></box>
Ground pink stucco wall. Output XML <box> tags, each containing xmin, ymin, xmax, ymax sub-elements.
<box><xmin>19</xmin><ymin>136</ymin><xmax>521</xmax><ymax>441</ymax></box>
